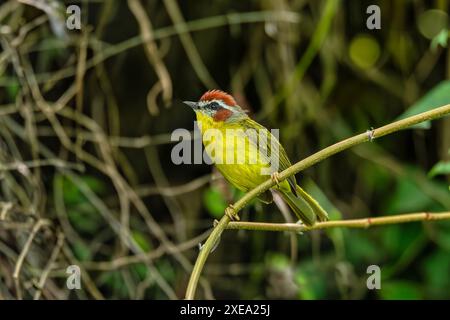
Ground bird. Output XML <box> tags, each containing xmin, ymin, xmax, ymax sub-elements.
<box><xmin>183</xmin><ymin>90</ymin><xmax>328</xmax><ymax>226</ymax></box>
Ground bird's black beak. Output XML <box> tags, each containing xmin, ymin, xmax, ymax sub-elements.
<box><xmin>183</xmin><ymin>101</ymin><xmax>198</xmax><ymax>110</ymax></box>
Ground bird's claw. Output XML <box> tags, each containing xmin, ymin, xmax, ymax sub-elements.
<box><xmin>271</xmin><ymin>172</ymin><xmax>281</xmax><ymax>187</ymax></box>
<box><xmin>225</xmin><ymin>204</ymin><xmax>240</xmax><ymax>221</ymax></box>
<box><xmin>295</xmin><ymin>220</ymin><xmax>305</xmax><ymax>235</ymax></box>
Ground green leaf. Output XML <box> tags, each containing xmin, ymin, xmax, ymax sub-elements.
<box><xmin>295</xmin><ymin>271</ymin><xmax>317</xmax><ymax>300</ymax></box>
<box><xmin>72</xmin><ymin>241</ymin><xmax>91</xmax><ymax>261</ymax></box>
<box><xmin>156</xmin><ymin>259</ymin><xmax>176</xmax><ymax>282</ymax></box>
<box><xmin>345</xmin><ymin>231</ymin><xmax>381</xmax><ymax>263</ymax></box>
<box><xmin>380</xmin><ymin>224</ymin><xmax>422</xmax><ymax>256</ymax></box>
<box><xmin>266</xmin><ymin>253</ymin><xmax>290</xmax><ymax>271</ymax></box>
<box><xmin>349</xmin><ymin>34</ymin><xmax>380</xmax><ymax>69</ymax></box>
<box><xmin>98</xmin><ymin>271</ymin><xmax>128</xmax><ymax>297</ymax></box>
<box><xmin>422</xmin><ymin>250</ymin><xmax>450</xmax><ymax>297</ymax></box>
<box><xmin>67</xmin><ymin>206</ymin><xmax>102</xmax><ymax>234</ymax></box>
<box><xmin>132</xmin><ymin>231</ymin><xmax>152</xmax><ymax>252</ymax></box>
<box><xmin>59</xmin><ymin>175</ymin><xmax>106</xmax><ymax>205</ymax></box>
<box><xmin>295</xmin><ymin>260</ymin><xmax>327</xmax><ymax>300</ymax></box>
<box><xmin>203</xmin><ymin>186</ymin><xmax>227</xmax><ymax>218</ymax></box>
<box><xmin>418</xmin><ymin>10</ymin><xmax>448</xmax><ymax>40</ymax></box>
<box><xmin>302</xmin><ymin>178</ymin><xmax>345</xmax><ymax>257</ymax></box>
<box><xmin>302</xmin><ymin>178</ymin><xmax>341</xmax><ymax>220</ymax></box>
<box><xmin>431</xmin><ymin>29</ymin><xmax>448</xmax><ymax>50</ymax></box>
<box><xmin>396</xmin><ymin>80</ymin><xmax>450</xmax><ymax>129</ymax></box>
<box><xmin>131</xmin><ymin>263</ymin><xmax>148</xmax><ymax>281</ymax></box>
<box><xmin>428</xmin><ymin>160</ymin><xmax>450</xmax><ymax>178</ymax></box>
<box><xmin>379</xmin><ymin>281</ymin><xmax>422</xmax><ymax>299</ymax></box>
<box><xmin>385</xmin><ymin>173</ymin><xmax>433</xmax><ymax>213</ymax></box>
<box><xmin>6</xmin><ymin>79</ymin><xmax>19</xmax><ymax>100</ymax></box>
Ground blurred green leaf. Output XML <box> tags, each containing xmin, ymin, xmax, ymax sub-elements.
<box><xmin>385</xmin><ymin>173</ymin><xmax>432</xmax><ymax>213</ymax></box>
<box><xmin>389</xmin><ymin>33</ymin><xmax>415</xmax><ymax>72</ymax></box>
<box><xmin>203</xmin><ymin>186</ymin><xmax>227</xmax><ymax>218</ymax></box>
<box><xmin>266</xmin><ymin>252</ymin><xmax>290</xmax><ymax>271</ymax></box>
<box><xmin>156</xmin><ymin>259</ymin><xmax>176</xmax><ymax>282</ymax></box>
<box><xmin>359</xmin><ymin>161</ymin><xmax>391</xmax><ymax>194</ymax></box>
<box><xmin>295</xmin><ymin>271</ymin><xmax>316</xmax><ymax>300</ymax></box>
<box><xmin>380</xmin><ymin>224</ymin><xmax>422</xmax><ymax>257</ymax></box>
<box><xmin>72</xmin><ymin>241</ymin><xmax>91</xmax><ymax>261</ymax></box>
<box><xmin>6</xmin><ymin>79</ymin><xmax>19</xmax><ymax>100</ymax></box>
<box><xmin>58</xmin><ymin>174</ymin><xmax>106</xmax><ymax>234</ymax></box>
<box><xmin>131</xmin><ymin>263</ymin><xmax>148</xmax><ymax>281</ymax></box>
<box><xmin>417</xmin><ymin>10</ymin><xmax>448</xmax><ymax>40</ymax></box>
<box><xmin>345</xmin><ymin>232</ymin><xmax>381</xmax><ymax>264</ymax></box>
<box><xmin>431</xmin><ymin>221</ymin><xmax>450</xmax><ymax>251</ymax></box>
<box><xmin>428</xmin><ymin>161</ymin><xmax>450</xmax><ymax>178</ymax></box>
<box><xmin>396</xmin><ymin>80</ymin><xmax>450</xmax><ymax>129</ymax></box>
<box><xmin>295</xmin><ymin>261</ymin><xmax>327</xmax><ymax>300</ymax></box>
<box><xmin>422</xmin><ymin>250</ymin><xmax>450</xmax><ymax>298</ymax></box>
<box><xmin>58</xmin><ymin>175</ymin><xmax>106</xmax><ymax>205</ymax></box>
<box><xmin>132</xmin><ymin>231</ymin><xmax>152</xmax><ymax>252</ymax></box>
<box><xmin>431</xmin><ymin>29</ymin><xmax>448</xmax><ymax>50</ymax></box>
<box><xmin>67</xmin><ymin>206</ymin><xmax>103</xmax><ymax>234</ymax></box>
<box><xmin>379</xmin><ymin>281</ymin><xmax>422</xmax><ymax>299</ymax></box>
<box><xmin>303</xmin><ymin>178</ymin><xmax>341</xmax><ymax>220</ymax></box>
<box><xmin>349</xmin><ymin>34</ymin><xmax>380</xmax><ymax>69</ymax></box>
<box><xmin>98</xmin><ymin>271</ymin><xmax>128</xmax><ymax>298</ymax></box>
<box><xmin>302</xmin><ymin>178</ymin><xmax>345</xmax><ymax>257</ymax></box>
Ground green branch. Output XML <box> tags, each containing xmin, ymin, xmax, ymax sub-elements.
<box><xmin>227</xmin><ymin>211</ymin><xmax>450</xmax><ymax>232</ymax></box>
<box><xmin>185</xmin><ymin>103</ymin><xmax>450</xmax><ymax>300</ymax></box>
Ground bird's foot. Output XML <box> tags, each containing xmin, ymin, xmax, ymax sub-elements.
<box><xmin>225</xmin><ymin>204</ymin><xmax>240</xmax><ymax>221</ymax></box>
<box><xmin>295</xmin><ymin>220</ymin><xmax>305</xmax><ymax>235</ymax></box>
<box><xmin>271</xmin><ymin>172</ymin><xmax>281</xmax><ymax>187</ymax></box>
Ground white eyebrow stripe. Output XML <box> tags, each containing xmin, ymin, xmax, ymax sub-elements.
<box><xmin>199</xmin><ymin>99</ymin><xmax>235</xmax><ymax>111</ymax></box>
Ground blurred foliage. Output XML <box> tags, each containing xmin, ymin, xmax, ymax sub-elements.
<box><xmin>397</xmin><ymin>80</ymin><xmax>450</xmax><ymax>128</ymax></box>
<box><xmin>429</xmin><ymin>159</ymin><xmax>450</xmax><ymax>178</ymax></box>
<box><xmin>0</xmin><ymin>0</ymin><xmax>449</xmax><ymax>300</ymax></box>
<box><xmin>203</xmin><ymin>186</ymin><xmax>228</xmax><ymax>219</ymax></box>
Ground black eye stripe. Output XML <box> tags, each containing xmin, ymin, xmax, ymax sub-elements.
<box><xmin>206</xmin><ymin>101</ymin><xmax>220</xmax><ymax>110</ymax></box>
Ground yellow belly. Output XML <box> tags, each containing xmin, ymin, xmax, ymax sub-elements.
<box><xmin>196</xmin><ymin>112</ymin><xmax>289</xmax><ymax>192</ymax></box>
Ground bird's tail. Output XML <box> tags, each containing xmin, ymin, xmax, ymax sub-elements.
<box><xmin>295</xmin><ymin>185</ymin><xmax>329</xmax><ymax>222</ymax></box>
<box><xmin>280</xmin><ymin>185</ymin><xmax>329</xmax><ymax>226</ymax></box>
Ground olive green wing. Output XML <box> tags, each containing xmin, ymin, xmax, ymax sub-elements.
<box><xmin>240</xmin><ymin>118</ymin><xmax>298</xmax><ymax>195</ymax></box>
<box><xmin>277</xmin><ymin>137</ymin><xmax>298</xmax><ymax>196</ymax></box>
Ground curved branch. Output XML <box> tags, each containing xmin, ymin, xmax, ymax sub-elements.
<box><xmin>185</xmin><ymin>103</ymin><xmax>450</xmax><ymax>299</ymax></box>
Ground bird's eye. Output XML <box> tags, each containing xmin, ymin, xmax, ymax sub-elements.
<box><xmin>207</xmin><ymin>102</ymin><xmax>220</xmax><ymax>110</ymax></box>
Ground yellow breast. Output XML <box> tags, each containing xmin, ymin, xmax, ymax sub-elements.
<box><xmin>194</xmin><ymin>111</ymin><xmax>273</xmax><ymax>191</ymax></box>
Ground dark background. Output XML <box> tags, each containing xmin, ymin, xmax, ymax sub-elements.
<box><xmin>0</xmin><ymin>0</ymin><xmax>449</xmax><ymax>299</ymax></box>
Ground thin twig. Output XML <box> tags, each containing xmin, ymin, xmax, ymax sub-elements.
<box><xmin>83</xmin><ymin>228</ymin><xmax>211</xmax><ymax>271</ymax></box>
<box><xmin>13</xmin><ymin>219</ymin><xmax>50</xmax><ymax>299</ymax></box>
<box><xmin>162</xmin><ymin>0</ymin><xmax>217</xmax><ymax>88</ymax></box>
<box><xmin>227</xmin><ymin>212</ymin><xmax>450</xmax><ymax>232</ymax></box>
<box><xmin>33</xmin><ymin>232</ymin><xmax>65</xmax><ymax>300</ymax></box>
<box><xmin>127</xmin><ymin>0</ymin><xmax>172</xmax><ymax>111</ymax></box>
<box><xmin>260</xmin><ymin>0</ymin><xmax>339</xmax><ymax>119</ymax></box>
<box><xmin>0</xmin><ymin>10</ymin><xmax>302</xmax><ymax>87</ymax></box>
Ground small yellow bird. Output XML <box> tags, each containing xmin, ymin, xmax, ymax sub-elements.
<box><xmin>184</xmin><ymin>90</ymin><xmax>328</xmax><ymax>225</ymax></box>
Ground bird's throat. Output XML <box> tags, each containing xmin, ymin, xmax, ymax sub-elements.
<box><xmin>195</xmin><ymin>111</ymin><xmax>223</xmax><ymax>133</ymax></box>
